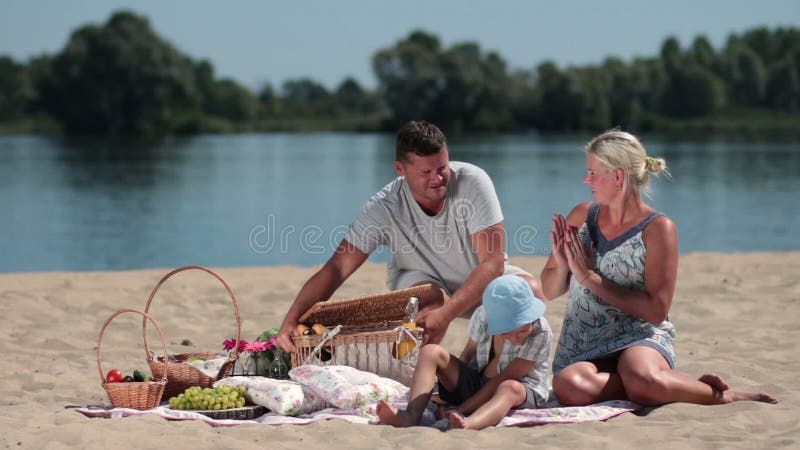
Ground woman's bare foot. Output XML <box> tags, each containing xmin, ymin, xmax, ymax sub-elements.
<box><xmin>699</xmin><ymin>373</ymin><xmax>778</xmax><ymax>404</ymax></box>
<box><xmin>376</xmin><ymin>400</ymin><xmax>419</xmax><ymax>427</ymax></box>
<box><xmin>726</xmin><ymin>390</ymin><xmax>778</xmax><ymax>404</ymax></box>
<box><xmin>447</xmin><ymin>410</ymin><xmax>470</xmax><ymax>429</ymax></box>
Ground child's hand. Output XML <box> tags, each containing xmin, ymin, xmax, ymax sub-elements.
<box><xmin>435</xmin><ymin>405</ymin><xmax>464</xmax><ymax>421</ymax></box>
<box><xmin>434</xmin><ymin>404</ymin><xmax>449</xmax><ymax>420</ymax></box>
<box><xmin>430</xmin><ymin>395</ymin><xmax>451</xmax><ymax>420</ymax></box>
<box><xmin>430</xmin><ymin>394</ymin><xmax>447</xmax><ymax>405</ymax></box>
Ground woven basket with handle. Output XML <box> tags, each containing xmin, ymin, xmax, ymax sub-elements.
<box><xmin>98</xmin><ymin>309</ymin><xmax>168</xmax><ymax>410</ymax></box>
<box><xmin>291</xmin><ymin>284</ymin><xmax>430</xmax><ymax>384</ymax></box>
<box><xmin>142</xmin><ymin>265</ymin><xmax>241</xmax><ymax>399</ymax></box>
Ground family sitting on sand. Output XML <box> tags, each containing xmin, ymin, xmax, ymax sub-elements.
<box><xmin>276</xmin><ymin>121</ymin><xmax>777</xmax><ymax>430</ymax></box>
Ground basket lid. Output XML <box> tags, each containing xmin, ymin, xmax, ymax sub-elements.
<box><xmin>298</xmin><ymin>284</ymin><xmax>433</xmax><ymax>326</ymax></box>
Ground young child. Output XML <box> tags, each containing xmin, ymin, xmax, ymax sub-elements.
<box><xmin>377</xmin><ymin>274</ymin><xmax>552</xmax><ymax>429</ymax></box>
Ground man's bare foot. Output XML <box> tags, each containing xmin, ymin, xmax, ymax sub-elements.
<box><xmin>376</xmin><ymin>400</ymin><xmax>419</xmax><ymax>427</ymax></box>
<box><xmin>447</xmin><ymin>410</ymin><xmax>470</xmax><ymax>429</ymax></box>
<box><xmin>699</xmin><ymin>373</ymin><xmax>778</xmax><ymax>404</ymax></box>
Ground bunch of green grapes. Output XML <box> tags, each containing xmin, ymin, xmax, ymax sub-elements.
<box><xmin>168</xmin><ymin>385</ymin><xmax>247</xmax><ymax>410</ymax></box>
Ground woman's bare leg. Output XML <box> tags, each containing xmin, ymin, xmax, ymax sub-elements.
<box><xmin>377</xmin><ymin>344</ymin><xmax>462</xmax><ymax>427</ymax></box>
<box><xmin>617</xmin><ymin>346</ymin><xmax>778</xmax><ymax>405</ymax></box>
<box><xmin>449</xmin><ymin>380</ymin><xmax>527</xmax><ymax>430</ymax></box>
<box><xmin>553</xmin><ymin>361</ymin><xmax>627</xmax><ymax>406</ymax></box>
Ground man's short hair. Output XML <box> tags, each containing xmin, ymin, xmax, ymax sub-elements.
<box><xmin>395</xmin><ymin>120</ymin><xmax>447</xmax><ymax>162</ymax></box>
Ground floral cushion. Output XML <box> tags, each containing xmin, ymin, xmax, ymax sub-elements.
<box><xmin>288</xmin><ymin>365</ymin><xmax>409</xmax><ymax>409</ymax></box>
<box><xmin>213</xmin><ymin>376</ymin><xmax>329</xmax><ymax>416</ymax></box>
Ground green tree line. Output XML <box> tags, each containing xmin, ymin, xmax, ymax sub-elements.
<box><xmin>0</xmin><ymin>10</ymin><xmax>798</xmax><ymax>135</ymax></box>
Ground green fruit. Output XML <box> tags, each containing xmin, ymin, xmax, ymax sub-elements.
<box><xmin>133</xmin><ymin>369</ymin><xmax>146</xmax><ymax>382</ymax></box>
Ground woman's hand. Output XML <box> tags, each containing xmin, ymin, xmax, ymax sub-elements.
<box><xmin>550</xmin><ymin>214</ymin><xmax>569</xmax><ymax>270</ymax></box>
<box><xmin>565</xmin><ymin>225</ymin><xmax>595</xmax><ymax>284</ymax></box>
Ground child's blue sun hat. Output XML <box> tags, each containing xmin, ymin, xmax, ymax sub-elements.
<box><xmin>483</xmin><ymin>274</ymin><xmax>546</xmax><ymax>335</ymax></box>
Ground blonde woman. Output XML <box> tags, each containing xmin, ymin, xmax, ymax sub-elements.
<box><xmin>540</xmin><ymin>130</ymin><xmax>776</xmax><ymax>407</ymax></box>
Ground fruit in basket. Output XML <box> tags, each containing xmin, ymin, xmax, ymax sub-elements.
<box><xmin>105</xmin><ymin>369</ymin><xmax>124</xmax><ymax>383</ymax></box>
<box><xmin>133</xmin><ymin>369</ymin><xmax>146</xmax><ymax>382</ymax></box>
<box><xmin>311</xmin><ymin>323</ymin><xmax>329</xmax><ymax>335</ymax></box>
<box><xmin>123</xmin><ymin>375</ymin><xmax>135</xmax><ymax>382</ymax></box>
<box><xmin>168</xmin><ymin>385</ymin><xmax>247</xmax><ymax>410</ymax></box>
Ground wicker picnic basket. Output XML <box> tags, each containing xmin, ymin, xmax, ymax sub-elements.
<box><xmin>97</xmin><ymin>309</ymin><xmax>168</xmax><ymax>410</ymax></box>
<box><xmin>142</xmin><ymin>265</ymin><xmax>241</xmax><ymax>399</ymax></box>
<box><xmin>291</xmin><ymin>284</ymin><xmax>431</xmax><ymax>385</ymax></box>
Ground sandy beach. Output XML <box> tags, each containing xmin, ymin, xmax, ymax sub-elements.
<box><xmin>1</xmin><ymin>252</ymin><xmax>797</xmax><ymax>449</ymax></box>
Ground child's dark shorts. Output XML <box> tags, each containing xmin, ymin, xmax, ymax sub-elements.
<box><xmin>437</xmin><ymin>356</ymin><xmax>488</xmax><ymax>406</ymax></box>
<box><xmin>437</xmin><ymin>356</ymin><xmax>541</xmax><ymax>409</ymax></box>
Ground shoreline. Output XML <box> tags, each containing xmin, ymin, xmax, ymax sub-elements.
<box><xmin>2</xmin><ymin>250</ymin><xmax>799</xmax><ymax>277</ymax></box>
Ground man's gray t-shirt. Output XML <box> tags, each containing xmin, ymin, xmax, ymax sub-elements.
<box><xmin>344</xmin><ymin>161</ymin><xmax>503</xmax><ymax>294</ymax></box>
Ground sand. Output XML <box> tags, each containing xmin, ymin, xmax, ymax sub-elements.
<box><xmin>1</xmin><ymin>253</ymin><xmax>797</xmax><ymax>449</ymax></box>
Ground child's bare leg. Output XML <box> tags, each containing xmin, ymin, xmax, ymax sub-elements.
<box><xmin>376</xmin><ymin>400</ymin><xmax>419</xmax><ymax>427</ymax></box>
<box><xmin>378</xmin><ymin>344</ymin><xmax>462</xmax><ymax>427</ymax></box>
<box><xmin>449</xmin><ymin>380</ymin><xmax>527</xmax><ymax>430</ymax></box>
<box><xmin>448</xmin><ymin>409</ymin><xmax>468</xmax><ymax>429</ymax></box>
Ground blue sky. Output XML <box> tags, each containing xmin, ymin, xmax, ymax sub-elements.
<box><xmin>2</xmin><ymin>0</ymin><xmax>798</xmax><ymax>91</ymax></box>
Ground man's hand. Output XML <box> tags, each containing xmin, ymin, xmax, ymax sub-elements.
<box><xmin>275</xmin><ymin>239</ymin><xmax>369</xmax><ymax>354</ymax></box>
<box><xmin>416</xmin><ymin>306</ymin><xmax>451</xmax><ymax>345</ymax></box>
<box><xmin>276</xmin><ymin>320</ymin><xmax>298</xmax><ymax>353</ymax></box>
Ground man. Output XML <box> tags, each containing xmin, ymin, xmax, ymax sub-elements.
<box><xmin>276</xmin><ymin>120</ymin><xmax>541</xmax><ymax>352</ymax></box>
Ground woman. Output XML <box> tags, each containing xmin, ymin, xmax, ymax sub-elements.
<box><xmin>540</xmin><ymin>130</ymin><xmax>776</xmax><ymax>406</ymax></box>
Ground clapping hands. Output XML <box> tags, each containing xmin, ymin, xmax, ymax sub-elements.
<box><xmin>551</xmin><ymin>214</ymin><xmax>595</xmax><ymax>284</ymax></box>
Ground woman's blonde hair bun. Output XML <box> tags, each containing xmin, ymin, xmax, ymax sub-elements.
<box><xmin>645</xmin><ymin>156</ymin><xmax>667</xmax><ymax>174</ymax></box>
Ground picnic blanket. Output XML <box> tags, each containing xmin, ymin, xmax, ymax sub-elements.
<box><xmin>76</xmin><ymin>399</ymin><xmax>640</xmax><ymax>429</ymax></box>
